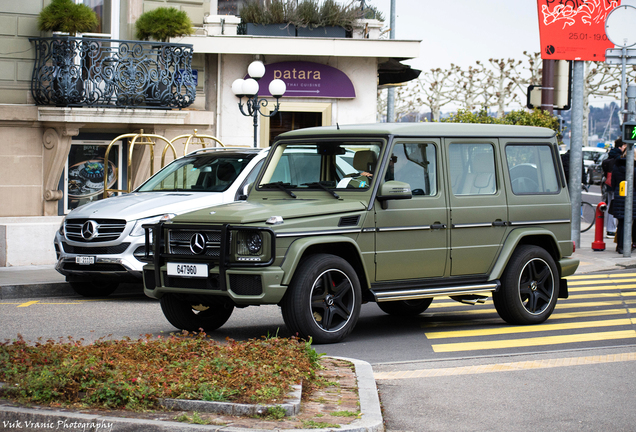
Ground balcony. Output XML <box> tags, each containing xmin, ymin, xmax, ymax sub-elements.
<box><xmin>29</xmin><ymin>37</ymin><xmax>196</xmax><ymax>109</ymax></box>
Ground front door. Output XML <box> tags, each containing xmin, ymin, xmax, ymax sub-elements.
<box><xmin>445</xmin><ymin>140</ymin><xmax>509</xmax><ymax>276</ymax></box>
<box><xmin>375</xmin><ymin>140</ymin><xmax>450</xmax><ymax>281</ymax></box>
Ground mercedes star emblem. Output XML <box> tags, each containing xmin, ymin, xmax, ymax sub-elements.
<box><xmin>81</xmin><ymin>220</ymin><xmax>98</xmax><ymax>240</ymax></box>
<box><xmin>189</xmin><ymin>233</ymin><xmax>206</xmax><ymax>255</ymax></box>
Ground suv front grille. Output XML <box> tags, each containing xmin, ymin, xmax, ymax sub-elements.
<box><xmin>167</xmin><ymin>228</ymin><xmax>222</xmax><ymax>258</ymax></box>
<box><xmin>65</xmin><ymin>219</ymin><xmax>127</xmax><ymax>243</ymax></box>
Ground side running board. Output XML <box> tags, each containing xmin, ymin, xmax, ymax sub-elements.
<box><xmin>372</xmin><ymin>282</ymin><xmax>500</xmax><ymax>302</ymax></box>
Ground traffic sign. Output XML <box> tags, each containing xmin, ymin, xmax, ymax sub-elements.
<box><xmin>604</xmin><ymin>48</ymin><xmax>636</xmax><ymax>65</ymax></box>
<box><xmin>623</xmin><ymin>120</ymin><xmax>636</xmax><ymax>144</ymax></box>
<box><xmin>605</xmin><ymin>5</ymin><xmax>636</xmax><ymax>48</ymax></box>
<box><xmin>537</xmin><ymin>0</ymin><xmax>621</xmax><ymax>61</ymax></box>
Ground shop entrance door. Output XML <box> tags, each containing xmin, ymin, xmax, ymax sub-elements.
<box><xmin>259</xmin><ymin>102</ymin><xmax>332</xmax><ymax>148</ymax></box>
<box><xmin>268</xmin><ymin>111</ymin><xmax>322</xmax><ymax>146</ymax></box>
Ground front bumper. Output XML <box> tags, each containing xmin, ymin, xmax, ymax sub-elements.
<box><xmin>54</xmin><ymin>231</ymin><xmax>145</xmax><ymax>282</ymax></box>
<box><xmin>141</xmin><ymin>222</ymin><xmax>286</xmax><ymax>305</ymax></box>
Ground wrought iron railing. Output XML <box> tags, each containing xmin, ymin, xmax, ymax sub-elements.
<box><xmin>30</xmin><ymin>37</ymin><xmax>196</xmax><ymax>109</ymax></box>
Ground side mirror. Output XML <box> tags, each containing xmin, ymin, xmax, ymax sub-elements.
<box><xmin>238</xmin><ymin>182</ymin><xmax>253</xmax><ymax>200</ymax></box>
<box><xmin>376</xmin><ymin>181</ymin><xmax>412</xmax><ymax>209</ymax></box>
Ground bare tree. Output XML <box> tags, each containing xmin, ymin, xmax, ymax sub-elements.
<box><xmin>411</xmin><ymin>65</ymin><xmax>459</xmax><ymax>121</ymax></box>
<box><xmin>483</xmin><ymin>58</ymin><xmax>523</xmax><ymax>118</ymax></box>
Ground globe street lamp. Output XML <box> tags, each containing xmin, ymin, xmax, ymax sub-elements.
<box><xmin>232</xmin><ymin>60</ymin><xmax>286</xmax><ymax>147</ymax></box>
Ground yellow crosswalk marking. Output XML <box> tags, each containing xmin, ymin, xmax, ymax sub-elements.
<box><xmin>566</xmin><ymin>273</ymin><xmax>636</xmax><ymax>280</ymax></box>
<box><xmin>551</xmin><ymin>308</ymin><xmax>628</xmax><ymax>319</ymax></box>
<box><xmin>425</xmin><ymin>318</ymin><xmax>633</xmax><ymax>339</ymax></box>
<box><xmin>17</xmin><ymin>301</ymin><xmax>39</xmax><ymax>307</ymax></box>
<box><xmin>431</xmin><ymin>330</ymin><xmax>636</xmax><ymax>352</ymax></box>
<box><xmin>374</xmin><ymin>352</ymin><xmax>636</xmax><ymax>380</ymax></box>
<box><xmin>568</xmin><ymin>279</ymin><xmax>636</xmax><ymax>286</ymax></box>
<box><xmin>569</xmin><ymin>284</ymin><xmax>636</xmax><ymax>291</ymax></box>
<box><xmin>567</xmin><ymin>292</ymin><xmax>621</xmax><ymax>299</ymax></box>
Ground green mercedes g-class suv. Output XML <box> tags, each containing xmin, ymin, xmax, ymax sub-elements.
<box><xmin>142</xmin><ymin>123</ymin><xmax>579</xmax><ymax>343</ymax></box>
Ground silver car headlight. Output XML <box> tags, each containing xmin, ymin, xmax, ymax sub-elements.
<box><xmin>130</xmin><ymin>214</ymin><xmax>175</xmax><ymax>237</ymax></box>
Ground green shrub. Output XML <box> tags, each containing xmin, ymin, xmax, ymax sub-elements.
<box><xmin>442</xmin><ymin>107</ymin><xmax>562</xmax><ymax>138</ymax></box>
<box><xmin>0</xmin><ymin>333</ymin><xmax>320</xmax><ymax>411</ymax></box>
<box><xmin>135</xmin><ymin>7</ymin><xmax>194</xmax><ymax>42</ymax></box>
<box><xmin>37</xmin><ymin>0</ymin><xmax>98</xmax><ymax>36</ymax></box>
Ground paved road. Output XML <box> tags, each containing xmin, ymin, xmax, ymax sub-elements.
<box><xmin>2</xmin><ymin>267</ymin><xmax>635</xmax><ymax>431</ymax></box>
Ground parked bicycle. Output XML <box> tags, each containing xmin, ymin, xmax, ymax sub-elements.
<box><xmin>580</xmin><ymin>184</ymin><xmax>596</xmax><ymax>233</ymax></box>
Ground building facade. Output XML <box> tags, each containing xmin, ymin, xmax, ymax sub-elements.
<box><xmin>0</xmin><ymin>0</ymin><xmax>420</xmax><ymax>265</ymax></box>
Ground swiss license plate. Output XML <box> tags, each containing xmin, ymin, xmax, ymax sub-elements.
<box><xmin>167</xmin><ymin>262</ymin><xmax>208</xmax><ymax>278</ymax></box>
<box><xmin>75</xmin><ymin>256</ymin><xmax>95</xmax><ymax>265</ymax></box>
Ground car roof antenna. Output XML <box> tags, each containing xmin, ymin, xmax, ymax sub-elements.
<box><xmin>336</xmin><ymin>123</ymin><xmax>340</xmax><ymax>130</ymax></box>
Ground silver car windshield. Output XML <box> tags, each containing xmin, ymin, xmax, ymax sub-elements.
<box><xmin>137</xmin><ymin>153</ymin><xmax>256</xmax><ymax>192</ymax></box>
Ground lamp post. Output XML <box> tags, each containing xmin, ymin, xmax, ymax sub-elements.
<box><xmin>231</xmin><ymin>60</ymin><xmax>286</xmax><ymax>147</ymax></box>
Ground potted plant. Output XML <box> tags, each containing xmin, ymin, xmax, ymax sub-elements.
<box><xmin>37</xmin><ymin>0</ymin><xmax>98</xmax><ymax>36</ymax></box>
<box><xmin>296</xmin><ymin>0</ymin><xmax>360</xmax><ymax>37</ymax></box>
<box><xmin>240</xmin><ymin>0</ymin><xmax>297</xmax><ymax>36</ymax></box>
<box><xmin>37</xmin><ymin>0</ymin><xmax>98</xmax><ymax>105</ymax></box>
<box><xmin>135</xmin><ymin>7</ymin><xmax>194</xmax><ymax>42</ymax></box>
<box><xmin>135</xmin><ymin>8</ymin><xmax>195</xmax><ymax>106</ymax></box>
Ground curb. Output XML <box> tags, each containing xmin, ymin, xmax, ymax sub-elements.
<box><xmin>0</xmin><ymin>282</ymin><xmax>73</xmax><ymax>300</ymax></box>
<box><xmin>0</xmin><ymin>357</ymin><xmax>384</xmax><ymax>432</ymax></box>
<box><xmin>159</xmin><ymin>384</ymin><xmax>302</xmax><ymax>417</ymax></box>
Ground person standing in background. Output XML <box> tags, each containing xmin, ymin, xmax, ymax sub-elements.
<box><xmin>603</xmin><ymin>138</ymin><xmax>627</xmax><ymax>237</ymax></box>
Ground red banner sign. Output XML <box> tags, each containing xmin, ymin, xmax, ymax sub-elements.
<box><xmin>537</xmin><ymin>0</ymin><xmax>621</xmax><ymax>61</ymax></box>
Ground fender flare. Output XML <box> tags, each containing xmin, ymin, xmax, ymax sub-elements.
<box><xmin>280</xmin><ymin>235</ymin><xmax>370</xmax><ymax>287</ymax></box>
<box><xmin>488</xmin><ymin>227</ymin><xmax>561</xmax><ymax>280</ymax></box>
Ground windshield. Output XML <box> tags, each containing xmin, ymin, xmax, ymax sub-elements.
<box><xmin>137</xmin><ymin>153</ymin><xmax>256</xmax><ymax>192</ymax></box>
<box><xmin>259</xmin><ymin>141</ymin><xmax>383</xmax><ymax>190</ymax></box>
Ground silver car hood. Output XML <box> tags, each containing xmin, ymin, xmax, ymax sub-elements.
<box><xmin>65</xmin><ymin>192</ymin><xmax>229</xmax><ymax>222</ymax></box>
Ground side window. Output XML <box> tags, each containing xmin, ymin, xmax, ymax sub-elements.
<box><xmin>506</xmin><ymin>144</ymin><xmax>559</xmax><ymax>194</ymax></box>
<box><xmin>449</xmin><ymin>143</ymin><xmax>496</xmax><ymax>196</ymax></box>
<box><xmin>387</xmin><ymin>143</ymin><xmax>437</xmax><ymax>196</ymax></box>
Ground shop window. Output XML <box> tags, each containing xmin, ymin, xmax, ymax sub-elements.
<box><xmin>64</xmin><ymin>141</ymin><xmax>123</xmax><ymax>213</ymax></box>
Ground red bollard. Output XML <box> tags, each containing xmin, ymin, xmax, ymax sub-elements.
<box><xmin>592</xmin><ymin>202</ymin><xmax>607</xmax><ymax>251</ymax></box>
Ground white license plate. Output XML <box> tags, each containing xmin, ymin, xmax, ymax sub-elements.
<box><xmin>75</xmin><ymin>256</ymin><xmax>95</xmax><ymax>265</ymax></box>
<box><xmin>167</xmin><ymin>262</ymin><xmax>208</xmax><ymax>278</ymax></box>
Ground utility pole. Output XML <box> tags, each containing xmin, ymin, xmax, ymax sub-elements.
<box><xmin>386</xmin><ymin>0</ymin><xmax>396</xmax><ymax>122</ymax></box>
<box><xmin>570</xmin><ymin>61</ymin><xmax>584</xmax><ymax>248</ymax></box>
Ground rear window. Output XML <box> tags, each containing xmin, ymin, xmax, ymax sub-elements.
<box><xmin>506</xmin><ymin>145</ymin><xmax>559</xmax><ymax>195</ymax></box>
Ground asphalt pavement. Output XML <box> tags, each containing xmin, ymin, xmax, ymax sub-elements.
<box><xmin>1</xmin><ymin>227</ymin><xmax>635</xmax><ymax>431</ymax></box>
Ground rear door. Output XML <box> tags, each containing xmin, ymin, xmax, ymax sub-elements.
<box><xmin>445</xmin><ymin>140</ymin><xmax>509</xmax><ymax>276</ymax></box>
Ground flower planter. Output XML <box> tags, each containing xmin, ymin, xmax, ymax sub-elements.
<box><xmin>296</xmin><ymin>26</ymin><xmax>347</xmax><ymax>38</ymax></box>
<box><xmin>245</xmin><ymin>23</ymin><xmax>296</xmax><ymax>37</ymax></box>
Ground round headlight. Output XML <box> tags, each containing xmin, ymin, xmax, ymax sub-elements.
<box><xmin>246</xmin><ymin>232</ymin><xmax>262</xmax><ymax>254</ymax></box>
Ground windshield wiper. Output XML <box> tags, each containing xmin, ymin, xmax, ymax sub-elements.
<box><xmin>260</xmin><ymin>182</ymin><xmax>297</xmax><ymax>198</ymax></box>
<box><xmin>303</xmin><ymin>182</ymin><xmax>340</xmax><ymax>199</ymax></box>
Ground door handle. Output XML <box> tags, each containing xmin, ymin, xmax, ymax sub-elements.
<box><xmin>430</xmin><ymin>223</ymin><xmax>447</xmax><ymax>230</ymax></box>
<box><xmin>492</xmin><ymin>220</ymin><xmax>508</xmax><ymax>227</ymax></box>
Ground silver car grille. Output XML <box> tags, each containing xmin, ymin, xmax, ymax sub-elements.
<box><xmin>65</xmin><ymin>219</ymin><xmax>127</xmax><ymax>243</ymax></box>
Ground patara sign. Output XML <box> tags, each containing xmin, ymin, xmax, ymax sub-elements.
<box><xmin>537</xmin><ymin>0</ymin><xmax>621</xmax><ymax>61</ymax></box>
<box><xmin>253</xmin><ymin>61</ymin><xmax>355</xmax><ymax>98</ymax></box>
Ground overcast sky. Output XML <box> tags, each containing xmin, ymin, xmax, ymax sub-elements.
<box><xmin>368</xmin><ymin>0</ymin><xmax>636</xmax><ymax>107</ymax></box>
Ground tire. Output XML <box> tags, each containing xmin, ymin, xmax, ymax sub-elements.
<box><xmin>377</xmin><ymin>298</ymin><xmax>433</xmax><ymax>316</ymax></box>
<box><xmin>160</xmin><ymin>294</ymin><xmax>234</xmax><ymax>332</ymax></box>
<box><xmin>69</xmin><ymin>280</ymin><xmax>118</xmax><ymax>297</ymax></box>
<box><xmin>580</xmin><ymin>201</ymin><xmax>595</xmax><ymax>233</ymax></box>
<box><xmin>281</xmin><ymin>254</ymin><xmax>361</xmax><ymax>344</ymax></box>
<box><xmin>493</xmin><ymin>245</ymin><xmax>559</xmax><ymax>325</ymax></box>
